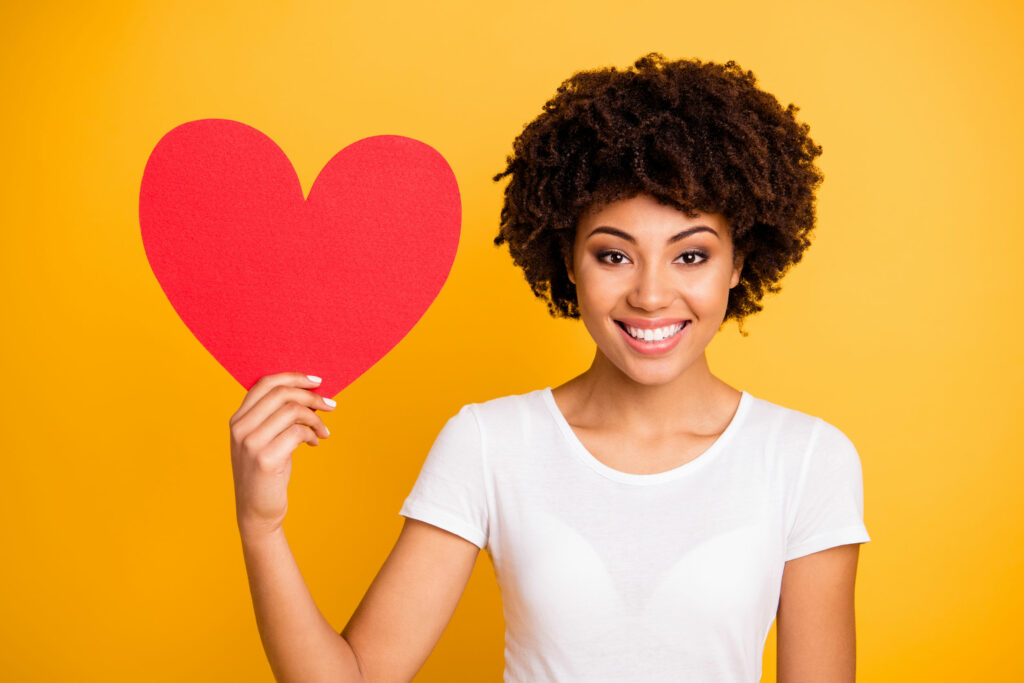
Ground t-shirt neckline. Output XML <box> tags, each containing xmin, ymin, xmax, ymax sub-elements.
<box><xmin>539</xmin><ymin>387</ymin><xmax>754</xmax><ymax>485</ymax></box>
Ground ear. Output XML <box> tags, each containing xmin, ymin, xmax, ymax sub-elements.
<box><xmin>565</xmin><ymin>253</ymin><xmax>576</xmax><ymax>285</ymax></box>
<box><xmin>729</xmin><ymin>252</ymin><xmax>744</xmax><ymax>289</ymax></box>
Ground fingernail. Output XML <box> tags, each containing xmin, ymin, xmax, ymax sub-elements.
<box><xmin>324</xmin><ymin>426</ymin><xmax>330</xmax><ymax>436</ymax></box>
<box><xmin>307</xmin><ymin>375</ymin><xmax>322</xmax><ymax>383</ymax></box>
<box><xmin>323</xmin><ymin>397</ymin><xmax>336</xmax><ymax>408</ymax></box>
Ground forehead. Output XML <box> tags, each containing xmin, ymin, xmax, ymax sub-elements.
<box><xmin>576</xmin><ymin>193</ymin><xmax>731</xmax><ymax>242</ymax></box>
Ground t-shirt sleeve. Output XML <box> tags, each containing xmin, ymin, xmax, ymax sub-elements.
<box><xmin>785</xmin><ymin>418</ymin><xmax>871</xmax><ymax>562</ymax></box>
<box><xmin>399</xmin><ymin>404</ymin><xmax>489</xmax><ymax>550</ymax></box>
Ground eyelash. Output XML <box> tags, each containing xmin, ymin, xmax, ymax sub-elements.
<box><xmin>596</xmin><ymin>249</ymin><xmax>709</xmax><ymax>266</ymax></box>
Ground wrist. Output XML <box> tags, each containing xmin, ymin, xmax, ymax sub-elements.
<box><xmin>237</xmin><ymin>517</ymin><xmax>286</xmax><ymax>545</ymax></box>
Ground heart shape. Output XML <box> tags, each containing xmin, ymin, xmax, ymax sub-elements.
<box><xmin>139</xmin><ymin>119</ymin><xmax>461</xmax><ymax>398</ymax></box>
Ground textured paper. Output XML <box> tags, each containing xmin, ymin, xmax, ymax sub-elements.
<box><xmin>139</xmin><ymin>119</ymin><xmax>461</xmax><ymax>398</ymax></box>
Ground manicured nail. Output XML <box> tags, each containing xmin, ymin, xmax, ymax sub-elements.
<box><xmin>307</xmin><ymin>375</ymin><xmax>322</xmax><ymax>383</ymax></box>
<box><xmin>324</xmin><ymin>426</ymin><xmax>330</xmax><ymax>436</ymax></box>
<box><xmin>323</xmin><ymin>397</ymin><xmax>336</xmax><ymax>408</ymax></box>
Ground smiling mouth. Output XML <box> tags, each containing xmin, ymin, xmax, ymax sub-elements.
<box><xmin>615</xmin><ymin>320</ymin><xmax>689</xmax><ymax>342</ymax></box>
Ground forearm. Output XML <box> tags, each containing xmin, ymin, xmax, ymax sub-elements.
<box><xmin>240</xmin><ymin>526</ymin><xmax>363</xmax><ymax>683</ymax></box>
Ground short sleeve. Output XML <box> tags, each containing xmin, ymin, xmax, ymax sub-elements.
<box><xmin>399</xmin><ymin>404</ymin><xmax>489</xmax><ymax>550</ymax></box>
<box><xmin>785</xmin><ymin>419</ymin><xmax>871</xmax><ymax>561</ymax></box>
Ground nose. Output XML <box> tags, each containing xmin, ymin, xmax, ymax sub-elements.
<box><xmin>626</xmin><ymin>262</ymin><xmax>676</xmax><ymax>311</ymax></box>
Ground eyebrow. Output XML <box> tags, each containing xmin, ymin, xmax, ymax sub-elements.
<box><xmin>586</xmin><ymin>225</ymin><xmax>719</xmax><ymax>243</ymax></box>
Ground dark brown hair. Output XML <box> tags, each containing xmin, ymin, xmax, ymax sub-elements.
<box><xmin>492</xmin><ymin>53</ymin><xmax>824</xmax><ymax>334</ymax></box>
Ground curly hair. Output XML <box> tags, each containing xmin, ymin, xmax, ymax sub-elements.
<box><xmin>492</xmin><ymin>53</ymin><xmax>824</xmax><ymax>334</ymax></box>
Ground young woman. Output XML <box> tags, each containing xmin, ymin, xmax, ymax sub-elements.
<box><xmin>230</xmin><ymin>53</ymin><xmax>871</xmax><ymax>682</ymax></box>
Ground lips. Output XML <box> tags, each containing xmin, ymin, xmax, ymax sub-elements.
<box><xmin>613</xmin><ymin>318</ymin><xmax>690</xmax><ymax>354</ymax></box>
<box><xmin>614</xmin><ymin>317</ymin><xmax>690</xmax><ymax>341</ymax></box>
<box><xmin>614</xmin><ymin>321</ymin><xmax>688</xmax><ymax>339</ymax></box>
<box><xmin>614</xmin><ymin>317</ymin><xmax>689</xmax><ymax>329</ymax></box>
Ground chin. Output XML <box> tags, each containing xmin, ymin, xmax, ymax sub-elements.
<box><xmin>610</xmin><ymin>357</ymin><xmax>692</xmax><ymax>387</ymax></box>
<box><xmin>624</xmin><ymin>374</ymin><xmax>679</xmax><ymax>388</ymax></box>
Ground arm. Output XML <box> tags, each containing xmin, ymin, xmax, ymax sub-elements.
<box><xmin>241</xmin><ymin>527</ymin><xmax>363</xmax><ymax>682</ymax></box>
<box><xmin>242</xmin><ymin>516</ymin><xmax>479</xmax><ymax>683</ymax></box>
<box><xmin>230</xmin><ymin>373</ymin><xmax>479</xmax><ymax>682</ymax></box>
<box><xmin>777</xmin><ymin>543</ymin><xmax>862</xmax><ymax>683</ymax></box>
<box><xmin>341</xmin><ymin>517</ymin><xmax>481</xmax><ymax>682</ymax></box>
<box><xmin>231</xmin><ymin>372</ymin><xmax>361</xmax><ymax>682</ymax></box>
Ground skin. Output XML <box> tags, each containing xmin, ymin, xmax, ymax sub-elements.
<box><xmin>233</xmin><ymin>193</ymin><xmax>859</xmax><ymax>681</ymax></box>
<box><xmin>552</xmin><ymin>192</ymin><xmax>861</xmax><ymax>681</ymax></box>
<box><xmin>551</xmin><ymin>192</ymin><xmax>745</xmax><ymax>469</ymax></box>
<box><xmin>233</xmin><ymin>372</ymin><xmax>483</xmax><ymax>682</ymax></box>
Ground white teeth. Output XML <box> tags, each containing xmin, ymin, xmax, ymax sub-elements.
<box><xmin>623</xmin><ymin>322</ymin><xmax>685</xmax><ymax>342</ymax></box>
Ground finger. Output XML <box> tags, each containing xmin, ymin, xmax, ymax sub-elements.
<box><xmin>260</xmin><ymin>423</ymin><xmax>321</xmax><ymax>467</ymax></box>
<box><xmin>247</xmin><ymin>422</ymin><xmax>320</xmax><ymax>481</ymax></box>
<box><xmin>232</xmin><ymin>372</ymin><xmax>324</xmax><ymax>425</ymax></box>
<box><xmin>238</xmin><ymin>385</ymin><xmax>334</xmax><ymax>442</ymax></box>
<box><xmin>239</xmin><ymin>398</ymin><xmax>330</xmax><ymax>455</ymax></box>
<box><xmin>232</xmin><ymin>375</ymin><xmax>334</xmax><ymax>432</ymax></box>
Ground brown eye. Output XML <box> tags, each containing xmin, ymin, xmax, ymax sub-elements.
<box><xmin>597</xmin><ymin>250</ymin><xmax>629</xmax><ymax>265</ymax></box>
<box><xmin>677</xmin><ymin>250</ymin><xmax>708</xmax><ymax>265</ymax></box>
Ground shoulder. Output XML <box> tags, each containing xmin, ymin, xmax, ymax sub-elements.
<box><xmin>742</xmin><ymin>392</ymin><xmax>819</xmax><ymax>440</ymax></box>
<box><xmin>455</xmin><ymin>387</ymin><xmax>550</xmax><ymax>427</ymax></box>
<box><xmin>433</xmin><ymin>388</ymin><xmax>557</xmax><ymax>454</ymax></box>
<box><xmin>742</xmin><ymin>392</ymin><xmax>858</xmax><ymax>460</ymax></box>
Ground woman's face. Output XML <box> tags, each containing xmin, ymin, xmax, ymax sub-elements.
<box><xmin>567</xmin><ymin>193</ymin><xmax>742</xmax><ymax>386</ymax></box>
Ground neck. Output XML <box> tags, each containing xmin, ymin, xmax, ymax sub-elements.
<box><xmin>566</xmin><ymin>347</ymin><xmax>731</xmax><ymax>436</ymax></box>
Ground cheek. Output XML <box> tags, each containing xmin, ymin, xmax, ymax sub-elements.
<box><xmin>576</xmin><ymin>285</ymin><xmax>611</xmax><ymax>324</ymax></box>
<box><xmin>573</xmin><ymin>262</ymin><xmax>733</xmax><ymax>317</ymax></box>
<box><xmin>574</xmin><ymin>265</ymin><xmax>615</xmax><ymax>299</ymax></box>
<box><xmin>689</xmin><ymin>277</ymin><xmax>732</xmax><ymax>306</ymax></box>
<box><xmin>575</xmin><ymin>273</ymin><xmax>633</xmax><ymax>322</ymax></box>
<box><xmin>676</xmin><ymin>266</ymin><xmax>731</xmax><ymax>299</ymax></box>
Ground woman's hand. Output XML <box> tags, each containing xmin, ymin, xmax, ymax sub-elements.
<box><xmin>229</xmin><ymin>372</ymin><xmax>336</xmax><ymax>538</ymax></box>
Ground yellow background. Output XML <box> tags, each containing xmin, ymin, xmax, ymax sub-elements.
<box><xmin>2</xmin><ymin>0</ymin><xmax>1022</xmax><ymax>680</ymax></box>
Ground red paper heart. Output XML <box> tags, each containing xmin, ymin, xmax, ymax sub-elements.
<box><xmin>140</xmin><ymin>119</ymin><xmax>461</xmax><ymax>398</ymax></box>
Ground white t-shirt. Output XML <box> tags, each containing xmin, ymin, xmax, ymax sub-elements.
<box><xmin>399</xmin><ymin>388</ymin><xmax>871</xmax><ymax>682</ymax></box>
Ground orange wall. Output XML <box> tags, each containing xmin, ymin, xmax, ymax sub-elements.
<box><xmin>2</xmin><ymin>1</ymin><xmax>1022</xmax><ymax>680</ymax></box>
